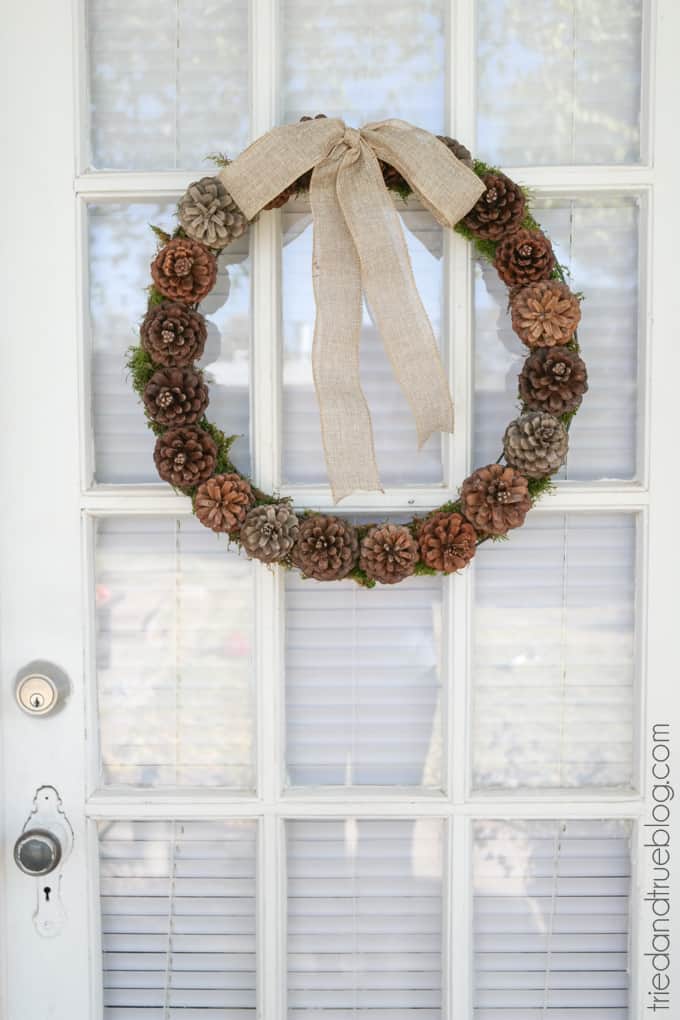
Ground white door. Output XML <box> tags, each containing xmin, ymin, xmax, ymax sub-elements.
<box><xmin>2</xmin><ymin>1</ymin><xmax>679</xmax><ymax>1017</ymax></box>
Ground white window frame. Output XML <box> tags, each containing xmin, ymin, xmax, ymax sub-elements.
<box><xmin>2</xmin><ymin>0</ymin><xmax>679</xmax><ymax>1017</ymax></box>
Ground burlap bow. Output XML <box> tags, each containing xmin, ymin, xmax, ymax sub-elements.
<box><xmin>219</xmin><ymin>118</ymin><xmax>485</xmax><ymax>502</ymax></box>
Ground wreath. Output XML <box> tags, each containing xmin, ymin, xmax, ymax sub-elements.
<box><xmin>127</xmin><ymin>116</ymin><xmax>587</xmax><ymax>588</ymax></box>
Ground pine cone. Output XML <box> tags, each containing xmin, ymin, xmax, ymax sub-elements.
<box><xmin>503</xmin><ymin>412</ymin><xmax>568</xmax><ymax>478</ymax></box>
<box><xmin>194</xmin><ymin>473</ymin><xmax>254</xmax><ymax>533</ymax></box>
<box><xmin>178</xmin><ymin>176</ymin><xmax>249</xmax><ymax>249</ymax></box>
<box><xmin>519</xmin><ymin>345</ymin><xmax>588</xmax><ymax>415</ymax></box>
<box><xmin>264</xmin><ymin>114</ymin><xmax>327</xmax><ymax>209</ymax></box>
<box><xmin>142</xmin><ymin>367</ymin><xmax>209</xmax><ymax>427</ymax></box>
<box><xmin>460</xmin><ymin>464</ymin><xmax>531</xmax><ymax>536</ymax></box>
<box><xmin>380</xmin><ymin>136</ymin><xmax>473</xmax><ymax>193</ymax></box>
<box><xmin>153</xmin><ymin>426</ymin><xmax>217</xmax><ymax>489</ymax></box>
<box><xmin>291</xmin><ymin>514</ymin><xmax>358</xmax><ymax>581</ymax></box>
<box><xmin>462</xmin><ymin>171</ymin><xmax>526</xmax><ymax>240</ymax></box>
<box><xmin>140</xmin><ymin>301</ymin><xmax>207</xmax><ymax>367</ymax></box>
<box><xmin>151</xmin><ymin>238</ymin><xmax>218</xmax><ymax>303</ymax></box>
<box><xmin>241</xmin><ymin>504</ymin><xmax>300</xmax><ymax>563</ymax></box>
<box><xmin>359</xmin><ymin>524</ymin><xmax>418</xmax><ymax>584</ymax></box>
<box><xmin>510</xmin><ymin>280</ymin><xmax>581</xmax><ymax>348</ymax></box>
<box><xmin>418</xmin><ymin>512</ymin><xmax>477</xmax><ymax>573</ymax></box>
<box><xmin>494</xmin><ymin>228</ymin><xmax>555</xmax><ymax>287</ymax></box>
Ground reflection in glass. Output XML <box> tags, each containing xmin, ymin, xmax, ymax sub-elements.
<box><xmin>87</xmin><ymin>0</ymin><xmax>249</xmax><ymax>170</ymax></box>
<box><xmin>96</xmin><ymin>517</ymin><xmax>255</xmax><ymax>788</ymax></box>
<box><xmin>474</xmin><ymin>195</ymin><xmax>639</xmax><ymax>481</ymax></box>
<box><xmin>472</xmin><ymin>513</ymin><xmax>635</xmax><ymax>790</ymax></box>
<box><xmin>89</xmin><ymin>202</ymin><xmax>250</xmax><ymax>484</ymax></box>
<box><xmin>477</xmin><ymin>0</ymin><xmax>642</xmax><ymax>165</ymax></box>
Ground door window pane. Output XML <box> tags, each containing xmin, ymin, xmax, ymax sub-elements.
<box><xmin>88</xmin><ymin>201</ymin><xmax>250</xmax><ymax>484</ymax></box>
<box><xmin>287</xmin><ymin>818</ymin><xmax>444</xmax><ymax>1018</ymax></box>
<box><xmin>87</xmin><ymin>0</ymin><xmax>249</xmax><ymax>170</ymax></box>
<box><xmin>472</xmin><ymin>513</ymin><xmax>636</xmax><ymax>790</ymax></box>
<box><xmin>477</xmin><ymin>0</ymin><xmax>642</xmax><ymax>165</ymax></box>
<box><xmin>96</xmin><ymin>517</ymin><xmax>255</xmax><ymax>788</ymax></box>
<box><xmin>98</xmin><ymin>819</ymin><xmax>256</xmax><ymax>1015</ymax></box>
<box><xmin>474</xmin><ymin>194</ymin><xmax>639</xmax><ymax>481</ymax></box>
<box><xmin>286</xmin><ymin>571</ymin><xmax>443</xmax><ymax>787</ymax></box>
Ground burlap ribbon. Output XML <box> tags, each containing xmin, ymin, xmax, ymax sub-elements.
<box><xmin>219</xmin><ymin>118</ymin><xmax>485</xmax><ymax>502</ymax></box>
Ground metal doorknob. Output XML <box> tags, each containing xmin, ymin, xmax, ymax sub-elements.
<box><xmin>14</xmin><ymin>828</ymin><xmax>62</xmax><ymax>876</ymax></box>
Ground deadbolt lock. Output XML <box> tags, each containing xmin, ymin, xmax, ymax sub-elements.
<box><xmin>15</xmin><ymin>661</ymin><xmax>70</xmax><ymax>716</ymax></box>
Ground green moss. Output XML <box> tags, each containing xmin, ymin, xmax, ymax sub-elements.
<box><xmin>126</xmin><ymin>345</ymin><xmax>155</xmax><ymax>395</ymax></box>
<box><xmin>206</xmin><ymin>152</ymin><xmax>231</xmax><ymax>168</ymax></box>
<box><xmin>527</xmin><ymin>475</ymin><xmax>556</xmax><ymax>503</ymax></box>
<box><xmin>413</xmin><ymin>561</ymin><xmax>437</xmax><ymax>577</ymax></box>
<box><xmin>149</xmin><ymin>223</ymin><xmax>171</xmax><ymax>246</ymax></box>
<box><xmin>347</xmin><ymin>566</ymin><xmax>377</xmax><ymax>589</ymax></box>
<box><xmin>197</xmin><ymin>419</ymin><xmax>240</xmax><ymax>475</ymax></box>
<box><xmin>146</xmin><ymin>285</ymin><xmax>165</xmax><ymax>308</ymax></box>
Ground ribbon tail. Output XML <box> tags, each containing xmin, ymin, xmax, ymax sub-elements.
<box><xmin>337</xmin><ymin>141</ymin><xmax>454</xmax><ymax>449</ymax></box>
<box><xmin>310</xmin><ymin>157</ymin><xmax>383</xmax><ymax>503</ymax></box>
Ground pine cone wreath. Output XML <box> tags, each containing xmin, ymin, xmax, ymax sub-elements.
<box><xmin>142</xmin><ymin>367</ymin><xmax>209</xmax><ymax>427</ymax></box>
<box><xmin>462</xmin><ymin>171</ymin><xmax>526</xmax><ymax>240</ymax></box>
<box><xmin>153</xmin><ymin>426</ymin><xmax>217</xmax><ymax>489</ymax></box>
<box><xmin>494</xmin><ymin>228</ymin><xmax>556</xmax><ymax>287</ymax></box>
<box><xmin>151</xmin><ymin>238</ymin><xmax>218</xmax><ymax>303</ymax></box>
<box><xmin>510</xmin><ymin>280</ymin><xmax>581</xmax><ymax>348</ymax></box>
<box><xmin>194</xmin><ymin>473</ymin><xmax>254</xmax><ymax>533</ymax></box>
<box><xmin>178</xmin><ymin>176</ymin><xmax>249</xmax><ymax>249</ymax></box>
<box><xmin>291</xmin><ymin>514</ymin><xmax>358</xmax><ymax>581</ymax></box>
<box><xmin>264</xmin><ymin>114</ymin><xmax>327</xmax><ymax>209</ymax></box>
<box><xmin>460</xmin><ymin>464</ymin><xmax>531</xmax><ymax>536</ymax></box>
<box><xmin>240</xmin><ymin>504</ymin><xmax>300</xmax><ymax>563</ymax></box>
<box><xmin>519</xmin><ymin>345</ymin><xmax>588</xmax><ymax>415</ymax></box>
<box><xmin>418</xmin><ymin>512</ymin><xmax>477</xmax><ymax>573</ymax></box>
<box><xmin>359</xmin><ymin>524</ymin><xmax>418</xmax><ymax>584</ymax></box>
<box><xmin>503</xmin><ymin>412</ymin><xmax>568</xmax><ymax>478</ymax></box>
<box><xmin>140</xmin><ymin>301</ymin><xmax>207</xmax><ymax>367</ymax></box>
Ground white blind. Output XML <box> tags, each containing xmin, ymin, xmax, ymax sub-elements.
<box><xmin>98</xmin><ymin>818</ymin><xmax>256</xmax><ymax>1018</ymax></box>
<box><xmin>476</xmin><ymin>0</ymin><xmax>642</xmax><ymax>166</ymax></box>
<box><xmin>472</xmin><ymin>513</ymin><xmax>636</xmax><ymax>790</ymax></box>
<box><xmin>281</xmin><ymin>200</ymin><xmax>444</xmax><ymax>486</ymax></box>
<box><xmin>473</xmin><ymin>819</ymin><xmax>631</xmax><ymax>1019</ymax></box>
<box><xmin>96</xmin><ymin>517</ymin><xmax>255</xmax><ymax>788</ymax></box>
<box><xmin>474</xmin><ymin>195</ymin><xmax>639</xmax><ymax>482</ymax></box>
<box><xmin>87</xmin><ymin>0</ymin><xmax>249</xmax><ymax>170</ymax></box>
<box><xmin>285</xmin><ymin>572</ymin><xmax>443</xmax><ymax>787</ymax></box>
<box><xmin>89</xmin><ymin>201</ymin><xmax>250</xmax><ymax>483</ymax></box>
<box><xmin>287</xmin><ymin>818</ymin><xmax>444</xmax><ymax>1019</ymax></box>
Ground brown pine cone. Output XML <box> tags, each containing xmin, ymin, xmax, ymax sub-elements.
<box><xmin>140</xmin><ymin>301</ymin><xmax>207</xmax><ymax>367</ymax></box>
<box><xmin>359</xmin><ymin>524</ymin><xmax>418</xmax><ymax>585</ymax></box>
<box><xmin>194</xmin><ymin>473</ymin><xmax>254</xmax><ymax>533</ymax></box>
<box><xmin>460</xmin><ymin>464</ymin><xmax>531</xmax><ymax>536</ymax></box>
<box><xmin>494</xmin><ymin>228</ymin><xmax>556</xmax><ymax>287</ymax></box>
<box><xmin>153</xmin><ymin>426</ymin><xmax>217</xmax><ymax>489</ymax></box>
<box><xmin>503</xmin><ymin>412</ymin><xmax>568</xmax><ymax>478</ymax></box>
<box><xmin>291</xmin><ymin>514</ymin><xmax>358</xmax><ymax>581</ymax></box>
<box><xmin>510</xmin><ymin>280</ymin><xmax>581</xmax><ymax>348</ymax></box>
<box><xmin>264</xmin><ymin>114</ymin><xmax>327</xmax><ymax>209</ymax></box>
<box><xmin>462</xmin><ymin>171</ymin><xmax>526</xmax><ymax>240</ymax></box>
<box><xmin>380</xmin><ymin>136</ymin><xmax>474</xmax><ymax>193</ymax></box>
<box><xmin>241</xmin><ymin>504</ymin><xmax>300</xmax><ymax>563</ymax></box>
<box><xmin>418</xmin><ymin>512</ymin><xmax>477</xmax><ymax>573</ymax></box>
<box><xmin>151</xmin><ymin>238</ymin><xmax>217</xmax><ymax>303</ymax></box>
<box><xmin>519</xmin><ymin>345</ymin><xmax>588</xmax><ymax>415</ymax></box>
<box><xmin>142</xmin><ymin>367</ymin><xmax>209</xmax><ymax>427</ymax></box>
<box><xmin>178</xmin><ymin>176</ymin><xmax>249</xmax><ymax>249</ymax></box>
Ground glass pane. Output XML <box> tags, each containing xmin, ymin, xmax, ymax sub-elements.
<box><xmin>473</xmin><ymin>819</ymin><xmax>631</xmax><ymax>1018</ymax></box>
<box><xmin>472</xmin><ymin>513</ymin><xmax>636</xmax><ymax>790</ymax></box>
<box><xmin>87</xmin><ymin>0</ymin><xmax>249</xmax><ymax>170</ymax></box>
<box><xmin>282</xmin><ymin>199</ymin><xmax>444</xmax><ymax>485</ymax></box>
<box><xmin>281</xmin><ymin>0</ymin><xmax>446</xmax><ymax>130</ymax></box>
<box><xmin>474</xmin><ymin>194</ymin><xmax>639</xmax><ymax>481</ymax></box>
<box><xmin>286</xmin><ymin>570</ymin><xmax>443</xmax><ymax>787</ymax></box>
<box><xmin>89</xmin><ymin>201</ymin><xmax>250</xmax><ymax>484</ymax></box>
<box><xmin>477</xmin><ymin>0</ymin><xmax>642</xmax><ymax>165</ymax></box>
<box><xmin>98</xmin><ymin>819</ymin><xmax>256</xmax><ymax>1015</ymax></box>
<box><xmin>287</xmin><ymin>818</ymin><xmax>443</xmax><ymax>1018</ymax></box>
<box><xmin>96</xmin><ymin>517</ymin><xmax>255</xmax><ymax>788</ymax></box>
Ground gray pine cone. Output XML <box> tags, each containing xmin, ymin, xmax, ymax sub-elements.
<box><xmin>240</xmin><ymin>504</ymin><xmax>299</xmax><ymax>564</ymax></box>
<box><xmin>178</xmin><ymin>176</ymin><xmax>249</xmax><ymax>249</ymax></box>
<box><xmin>503</xmin><ymin>411</ymin><xmax>569</xmax><ymax>478</ymax></box>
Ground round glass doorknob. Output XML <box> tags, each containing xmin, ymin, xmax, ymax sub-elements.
<box><xmin>14</xmin><ymin>828</ymin><xmax>62</xmax><ymax>876</ymax></box>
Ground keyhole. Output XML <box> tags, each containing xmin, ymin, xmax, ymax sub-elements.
<box><xmin>43</xmin><ymin>886</ymin><xmax>51</xmax><ymax>902</ymax></box>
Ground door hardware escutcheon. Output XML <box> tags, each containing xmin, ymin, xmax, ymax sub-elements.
<box><xmin>14</xmin><ymin>786</ymin><xmax>73</xmax><ymax>937</ymax></box>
